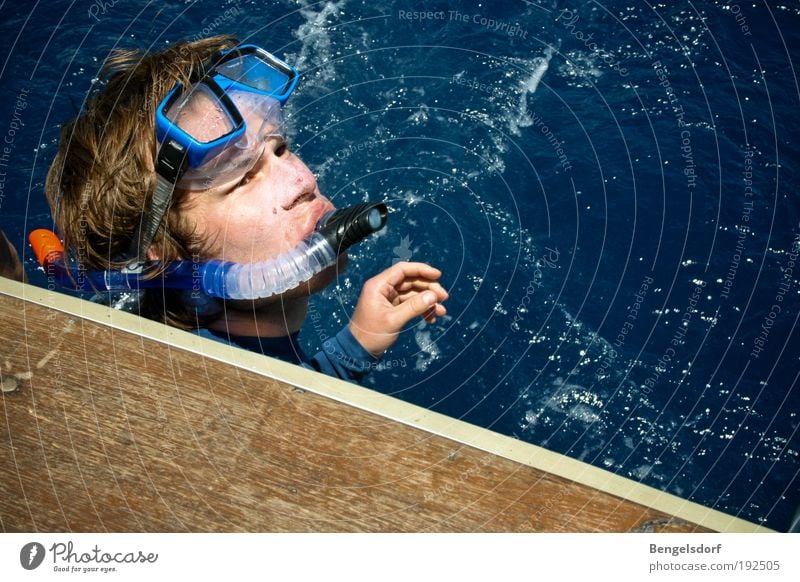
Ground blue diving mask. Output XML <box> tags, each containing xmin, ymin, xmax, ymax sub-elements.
<box><xmin>128</xmin><ymin>44</ymin><xmax>300</xmax><ymax>269</ymax></box>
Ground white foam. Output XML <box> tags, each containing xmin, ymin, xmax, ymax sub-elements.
<box><xmin>524</xmin><ymin>47</ymin><xmax>554</xmax><ymax>94</ymax></box>
<box><xmin>290</xmin><ymin>0</ymin><xmax>346</xmax><ymax>87</ymax></box>
<box><xmin>414</xmin><ymin>328</ymin><xmax>440</xmax><ymax>372</ymax></box>
<box><xmin>507</xmin><ymin>46</ymin><xmax>555</xmax><ymax>136</ymax></box>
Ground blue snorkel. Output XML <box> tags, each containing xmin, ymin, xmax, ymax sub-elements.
<box><xmin>31</xmin><ymin>202</ymin><xmax>388</xmax><ymax>300</ymax></box>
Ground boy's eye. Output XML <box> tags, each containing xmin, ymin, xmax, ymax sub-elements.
<box><xmin>225</xmin><ymin>139</ymin><xmax>289</xmax><ymax>193</ymax></box>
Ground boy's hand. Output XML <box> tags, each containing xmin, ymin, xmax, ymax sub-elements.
<box><xmin>349</xmin><ymin>262</ymin><xmax>448</xmax><ymax>357</ymax></box>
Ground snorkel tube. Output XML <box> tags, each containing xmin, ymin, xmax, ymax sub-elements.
<box><xmin>31</xmin><ymin>201</ymin><xmax>388</xmax><ymax>300</ymax></box>
<box><xmin>205</xmin><ymin>202</ymin><xmax>387</xmax><ymax>299</ymax></box>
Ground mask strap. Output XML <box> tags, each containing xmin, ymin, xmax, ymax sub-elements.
<box><xmin>126</xmin><ymin>139</ymin><xmax>187</xmax><ymax>271</ymax></box>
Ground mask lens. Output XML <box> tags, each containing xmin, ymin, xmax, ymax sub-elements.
<box><xmin>176</xmin><ymin>91</ymin><xmax>284</xmax><ymax>191</ymax></box>
<box><xmin>215</xmin><ymin>53</ymin><xmax>292</xmax><ymax>96</ymax></box>
<box><xmin>165</xmin><ymin>84</ymin><xmax>237</xmax><ymax>144</ymax></box>
<box><xmin>228</xmin><ymin>90</ymin><xmax>285</xmax><ymax>140</ymax></box>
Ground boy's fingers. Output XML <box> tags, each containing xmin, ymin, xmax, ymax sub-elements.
<box><xmin>390</xmin><ymin>290</ymin><xmax>438</xmax><ymax>326</ymax></box>
<box><xmin>383</xmin><ymin>262</ymin><xmax>441</xmax><ymax>287</ymax></box>
<box><xmin>396</xmin><ymin>279</ymin><xmax>449</xmax><ymax>299</ymax></box>
<box><xmin>394</xmin><ymin>286</ymin><xmax>448</xmax><ymax>305</ymax></box>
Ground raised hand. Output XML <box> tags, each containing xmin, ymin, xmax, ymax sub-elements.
<box><xmin>348</xmin><ymin>261</ymin><xmax>448</xmax><ymax>357</ymax></box>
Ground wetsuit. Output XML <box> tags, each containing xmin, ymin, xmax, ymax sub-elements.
<box><xmin>197</xmin><ymin>326</ymin><xmax>379</xmax><ymax>383</ymax></box>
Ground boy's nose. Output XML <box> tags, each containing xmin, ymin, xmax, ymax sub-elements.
<box><xmin>284</xmin><ymin>154</ymin><xmax>317</xmax><ymax>190</ymax></box>
<box><xmin>275</xmin><ymin>160</ymin><xmax>318</xmax><ymax>210</ymax></box>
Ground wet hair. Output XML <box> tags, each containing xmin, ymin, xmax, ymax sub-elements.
<box><xmin>45</xmin><ymin>35</ymin><xmax>238</xmax><ymax>329</ymax></box>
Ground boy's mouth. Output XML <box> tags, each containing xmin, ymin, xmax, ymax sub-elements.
<box><xmin>282</xmin><ymin>191</ymin><xmax>316</xmax><ymax>211</ymax></box>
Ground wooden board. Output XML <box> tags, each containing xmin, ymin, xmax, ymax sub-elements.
<box><xmin>0</xmin><ymin>278</ymin><xmax>767</xmax><ymax>532</ymax></box>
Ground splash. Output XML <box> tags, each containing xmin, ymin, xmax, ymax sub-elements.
<box><xmin>414</xmin><ymin>326</ymin><xmax>440</xmax><ymax>372</ymax></box>
<box><xmin>507</xmin><ymin>46</ymin><xmax>555</xmax><ymax>136</ymax></box>
<box><xmin>290</xmin><ymin>0</ymin><xmax>347</xmax><ymax>86</ymax></box>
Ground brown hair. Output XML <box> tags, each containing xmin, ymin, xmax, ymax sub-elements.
<box><xmin>45</xmin><ymin>35</ymin><xmax>238</xmax><ymax>328</ymax></box>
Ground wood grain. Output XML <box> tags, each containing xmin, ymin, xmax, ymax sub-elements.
<box><xmin>0</xmin><ymin>290</ymin><xmax>712</xmax><ymax>532</ymax></box>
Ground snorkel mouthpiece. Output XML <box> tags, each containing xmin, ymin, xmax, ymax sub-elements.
<box><xmin>317</xmin><ymin>202</ymin><xmax>388</xmax><ymax>253</ymax></box>
<box><xmin>30</xmin><ymin>202</ymin><xmax>389</xmax><ymax>302</ymax></box>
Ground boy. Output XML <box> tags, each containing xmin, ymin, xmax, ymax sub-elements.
<box><xmin>45</xmin><ymin>36</ymin><xmax>448</xmax><ymax>382</ymax></box>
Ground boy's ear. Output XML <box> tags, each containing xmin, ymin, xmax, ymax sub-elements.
<box><xmin>147</xmin><ymin>247</ymin><xmax>186</xmax><ymax>262</ymax></box>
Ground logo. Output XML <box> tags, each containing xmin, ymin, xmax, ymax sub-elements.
<box><xmin>20</xmin><ymin>542</ymin><xmax>46</xmax><ymax>570</ymax></box>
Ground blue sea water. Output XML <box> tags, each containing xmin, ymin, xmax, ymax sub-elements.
<box><xmin>0</xmin><ymin>0</ymin><xmax>798</xmax><ymax>530</ymax></box>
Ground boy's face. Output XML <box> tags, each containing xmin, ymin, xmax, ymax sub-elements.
<box><xmin>180</xmin><ymin>135</ymin><xmax>334</xmax><ymax>259</ymax></box>
<box><xmin>176</xmin><ymin>136</ymin><xmax>343</xmax><ymax>297</ymax></box>
<box><xmin>160</xmin><ymin>84</ymin><xmax>344</xmax><ymax>299</ymax></box>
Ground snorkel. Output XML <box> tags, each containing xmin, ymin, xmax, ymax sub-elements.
<box><xmin>30</xmin><ymin>201</ymin><xmax>388</xmax><ymax>300</ymax></box>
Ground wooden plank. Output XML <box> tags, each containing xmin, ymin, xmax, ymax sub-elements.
<box><xmin>0</xmin><ymin>278</ymin><xmax>765</xmax><ymax>532</ymax></box>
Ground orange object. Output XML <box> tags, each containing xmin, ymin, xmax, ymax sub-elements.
<box><xmin>29</xmin><ymin>229</ymin><xmax>65</xmax><ymax>267</ymax></box>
